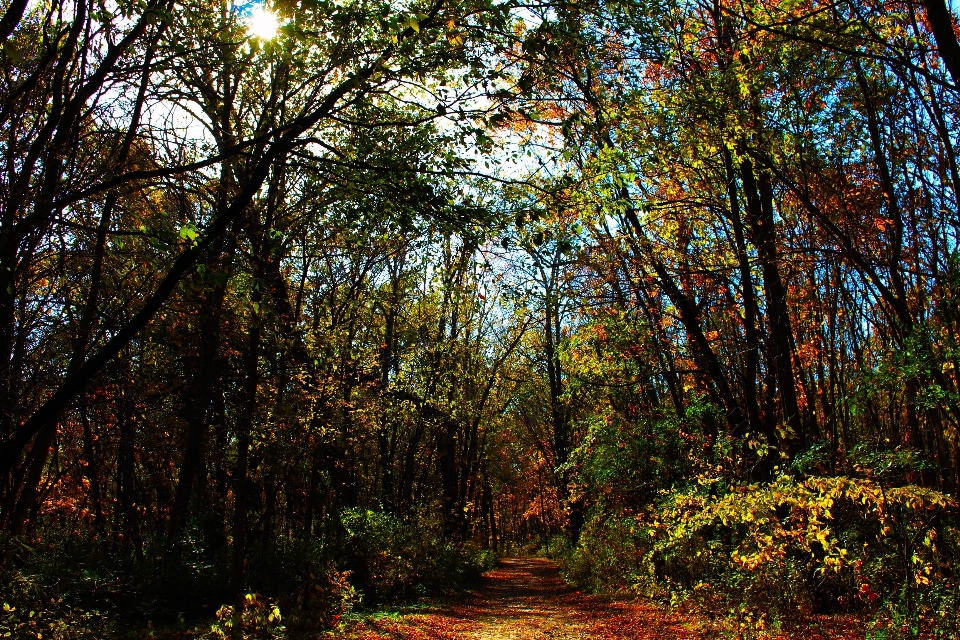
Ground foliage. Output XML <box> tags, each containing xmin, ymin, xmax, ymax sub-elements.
<box><xmin>206</xmin><ymin>593</ymin><xmax>284</xmax><ymax>640</ymax></box>
<box><xmin>339</xmin><ymin>508</ymin><xmax>495</xmax><ymax>604</ymax></box>
<box><xmin>0</xmin><ymin>569</ymin><xmax>113</xmax><ymax>640</ymax></box>
<box><xmin>561</xmin><ymin>474</ymin><xmax>959</xmax><ymax>635</ymax></box>
<box><xmin>552</xmin><ymin>514</ymin><xmax>649</xmax><ymax>594</ymax></box>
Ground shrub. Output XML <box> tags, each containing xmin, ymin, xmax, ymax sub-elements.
<box><xmin>205</xmin><ymin>593</ymin><xmax>284</xmax><ymax>640</ymax></box>
<box><xmin>0</xmin><ymin>568</ymin><xmax>114</xmax><ymax>640</ymax></box>
<box><xmin>338</xmin><ymin>507</ymin><xmax>495</xmax><ymax>604</ymax></box>
<box><xmin>285</xmin><ymin>566</ymin><xmax>357</xmax><ymax>632</ymax></box>
<box><xmin>648</xmin><ymin>476</ymin><xmax>957</xmax><ymax>623</ymax></box>
<box><xmin>562</xmin><ymin>474</ymin><xmax>959</xmax><ymax>636</ymax></box>
<box><xmin>551</xmin><ymin>515</ymin><xmax>652</xmax><ymax>594</ymax></box>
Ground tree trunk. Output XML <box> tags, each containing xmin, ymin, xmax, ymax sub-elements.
<box><xmin>231</xmin><ymin>286</ymin><xmax>260</xmax><ymax>636</ymax></box>
<box><xmin>167</xmin><ymin>266</ymin><xmax>230</xmax><ymax>558</ymax></box>
<box><xmin>740</xmin><ymin>159</ymin><xmax>804</xmax><ymax>455</ymax></box>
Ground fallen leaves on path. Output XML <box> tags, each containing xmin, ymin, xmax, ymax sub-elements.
<box><xmin>332</xmin><ymin>558</ymin><xmax>705</xmax><ymax>639</ymax></box>
<box><xmin>329</xmin><ymin>557</ymin><xmax>870</xmax><ymax>640</ymax></box>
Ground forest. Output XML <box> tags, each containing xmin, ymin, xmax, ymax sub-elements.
<box><xmin>0</xmin><ymin>0</ymin><xmax>959</xmax><ymax>636</ymax></box>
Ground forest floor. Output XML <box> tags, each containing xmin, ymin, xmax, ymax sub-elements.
<box><xmin>329</xmin><ymin>557</ymin><xmax>866</xmax><ymax>639</ymax></box>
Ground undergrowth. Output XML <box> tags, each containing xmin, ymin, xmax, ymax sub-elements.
<box><xmin>551</xmin><ymin>474</ymin><xmax>960</xmax><ymax>638</ymax></box>
<box><xmin>0</xmin><ymin>506</ymin><xmax>496</xmax><ymax>639</ymax></box>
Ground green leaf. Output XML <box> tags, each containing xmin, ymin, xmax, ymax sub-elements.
<box><xmin>178</xmin><ymin>224</ymin><xmax>199</xmax><ymax>243</ymax></box>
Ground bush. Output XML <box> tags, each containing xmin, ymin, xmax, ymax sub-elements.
<box><xmin>285</xmin><ymin>566</ymin><xmax>357</xmax><ymax>632</ymax></box>
<box><xmin>561</xmin><ymin>474</ymin><xmax>959</xmax><ymax>636</ymax></box>
<box><xmin>338</xmin><ymin>507</ymin><xmax>495</xmax><ymax>604</ymax></box>
<box><xmin>550</xmin><ymin>517</ymin><xmax>651</xmax><ymax>595</ymax></box>
<box><xmin>205</xmin><ymin>593</ymin><xmax>284</xmax><ymax>640</ymax></box>
<box><xmin>0</xmin><ymin>568</ymin><xmax>114</xmax><ymax>640</ymax></box>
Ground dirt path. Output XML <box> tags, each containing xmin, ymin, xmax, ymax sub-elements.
<box><xmin>344</xmin><ymin>557</ymin><xmax>706</xmax><ymax>639</ymax></box>
<box><xmin>428</xmin><ymin>557</ymin><xmax>595</xmax><ymax>639</ymax></box>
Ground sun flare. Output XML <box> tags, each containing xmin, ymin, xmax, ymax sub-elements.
<box><xmin>247</xmin><ymin>5</ymin><xmax>279</xmax><ymax>40</ymax></box>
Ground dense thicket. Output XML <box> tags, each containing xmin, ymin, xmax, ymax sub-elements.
<box><xmin>0</xmin><ymin>0</ymin><xmax>958</xmax><ymax>637</ymax></box>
